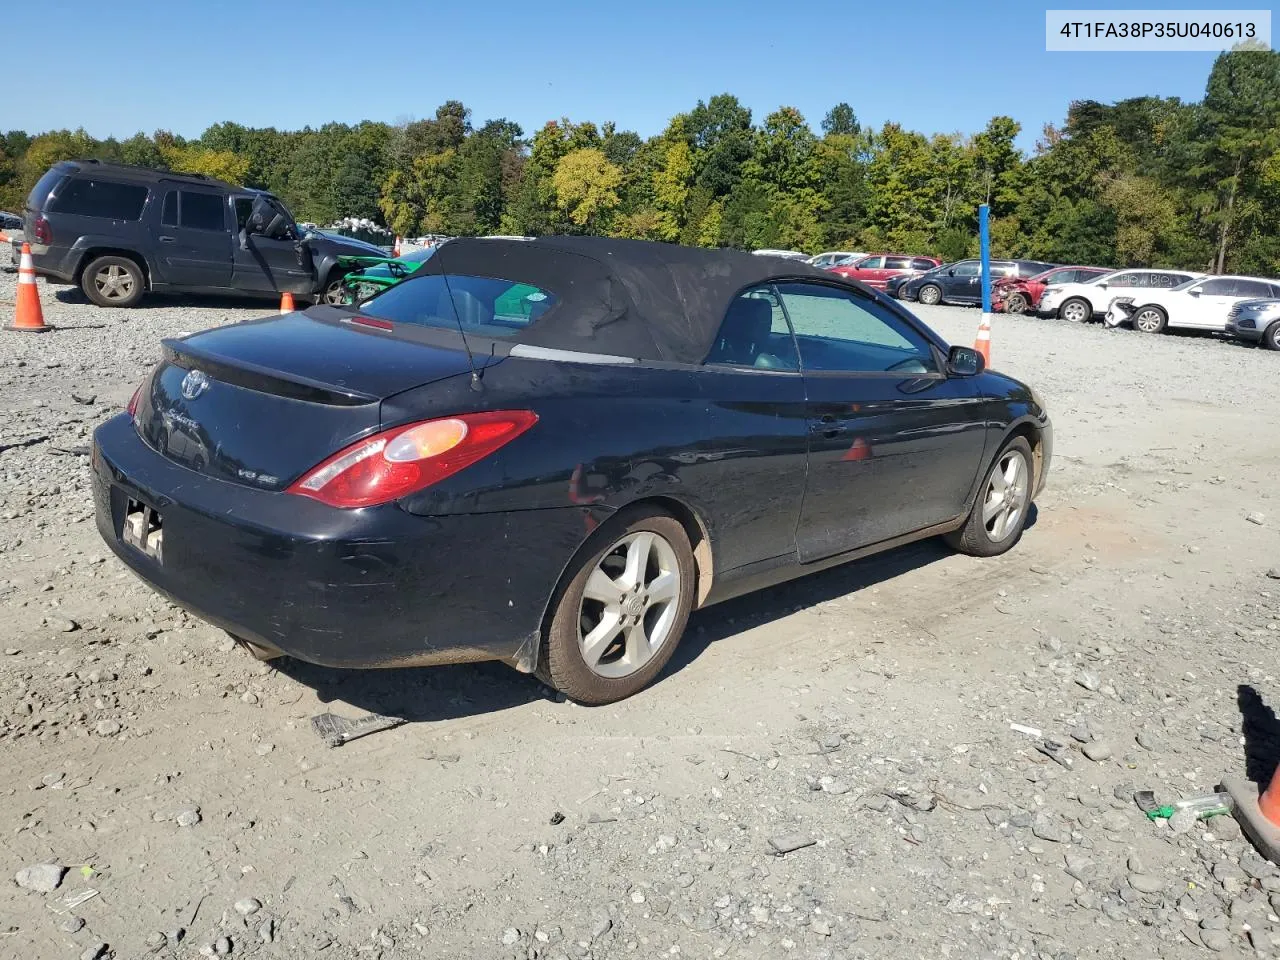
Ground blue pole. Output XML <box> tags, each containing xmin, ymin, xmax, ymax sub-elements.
<box><xmin>979</xmin><ymin>203</ymin><xmax>991</xmax><ymax>314</ymax></box>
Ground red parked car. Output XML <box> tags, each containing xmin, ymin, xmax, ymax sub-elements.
<box><xmin>994</xmin><ymin>265</ymin><xmax>1111</xmax><ymax>314</ymax></box>
<box><xmin>830</xmin><ymin>254</ymin><xmax>941</xmax><ymax>290</ymax></box>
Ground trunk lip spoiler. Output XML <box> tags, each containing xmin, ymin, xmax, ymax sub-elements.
<box><xmin>160</xmin><ymin>338</ymin><xmax>379</xmax><ymax>407</ymax></box>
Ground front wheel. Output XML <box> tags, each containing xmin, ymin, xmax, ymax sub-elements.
<box><xmin>1058</xmin><ymin>297</ymin><xmax>1091</xmax><ymax>323</ymax></box>
<box><xmin>918</xmin><ymin>284</ymin><xmax>942</xmax><ymax>306</ymax></box>
<box><xmin>1004</xmin><ymin>292</ymin><xmax>1029</xmax><ymax>315</ymax></box>
<box><xmin>946</xmin><ymin>436</ymin><xmax>1034</xmax><ymax>557</ymax></box>
<box><xmin>1264</xmin><ymin>321</ymin><xmax>1280</xmax><ymax>351</ymax></box>
<box><xmin>1132</xmin><ymin>305</ymin><xmax>1167</xmax><ymax>334</ymax></box>
<box><xmin>320</xmin><ymin>273</ymin><xmax>349</xmax><ymax>305</ymax></box>
<box><xmin>538</xmin><ymin>509</ymin><xmax>696</xmax><ymax>705</ymax></box>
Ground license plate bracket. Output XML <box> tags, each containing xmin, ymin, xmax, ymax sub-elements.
<box><xmin>122</xmin><ymin>497</ymin><xmax>164</xmax><ymax>562</ymax></box>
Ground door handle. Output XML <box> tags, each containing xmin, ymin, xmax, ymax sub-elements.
<box><xmin>159</xmin><ymin>236</ymin><xmax>176</xmax><ymax>242</ymax></box>
<box><xmin>811</xmin><ymin>415</ymin><xmax>848</xmax><ymax>439</ymax></box>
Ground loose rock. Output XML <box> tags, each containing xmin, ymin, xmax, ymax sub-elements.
<box><xmin>14</xmin><ymin>863</ymin><xmax>67</xmax><ymax>893</ymax></box>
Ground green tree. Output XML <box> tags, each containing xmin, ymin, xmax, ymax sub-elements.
<box><xmin>552</xmin><ymin>148</ymin><xmax>622</xmax><ymax>230</ymax></box>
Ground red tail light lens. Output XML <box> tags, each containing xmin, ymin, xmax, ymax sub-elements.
<box><xmin>127</xmin><ymin>383</ymin><xmax>143</xmax><ymax>417</ymax></box>
<box><xmin>287</xmin><ymin>410</ymin><xmax>538</xmax><ymax>508</ymax></box>
<box><xmin>33</xmin><ymin>215</ymin><xmax>51</xmax><ymax>245</ymax></box>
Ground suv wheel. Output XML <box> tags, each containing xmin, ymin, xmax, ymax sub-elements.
<box><xmin>82</xmin><ymin>256</ymin><xmax>144</xmax><ymax>308</ymax></box>
<box><xmin>918</xmin><ymin>283</ymin><xmax>942</xmax><ymax>305</ymax></box>
<box><xmin>1058</xmin><ymin>297</ymin><xmax>1091</xmax><ymax>323</ymax></box>
<box><xmin>1264</xmin><ymin>320</ymin><xmax>1280</xmax><ymax>351</ymax></box>
<box><xmin>1132</xmin><ymin>305</ymin><xmax>1167</xmax><ymax>334</ymax></box>
<box><xmin>320</xmin><ymin>272</ymin><xmax>348</xmax><ymax>305</ymax></box>
<box><xmin>1004</xmin><ymin>292</ymin><xmax>1029</xmax><ymax>314</ymax></box>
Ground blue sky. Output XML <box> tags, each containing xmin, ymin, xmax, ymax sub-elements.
<box><xmin>10</xmin><ymin>0</ymin><xmax>1223</xmax><ymax>153</ymax></box>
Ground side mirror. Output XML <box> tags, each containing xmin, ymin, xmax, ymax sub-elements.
<box><xmin>1096</xmin><ymin>281</ymin><xmax>1109</xmax><ymax>289</ymax></box>
<box><xmin>947</xmin><ymin>345</ymin><xmax>984</xmax><ymax>377</ymax></box>
<box><xmin>947</xmin><ymin>268</ymin><xmax>956</xmax><ymax>276</ymax></box>
<box><xmin>1189</xmin><ymin>288</ymin><xmax>1201</xmax><ymax>297</ymax></box>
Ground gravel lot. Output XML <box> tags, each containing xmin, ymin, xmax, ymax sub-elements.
<box><xmin>1</xmin><ymin>271</ymin><xmax>1278</xmax><ymax>960</ymax></box>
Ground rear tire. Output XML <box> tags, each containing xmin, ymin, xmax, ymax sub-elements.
<box><xmin>918</xmin><ymin>284</ymin><xmax>942</xmax><ymax>306</ymax></box>
<box><xmin>537</xmin><ymin>508</ymin><xmax>696</xmax><ymax>705</ymax></box>
<box><xmin>946</xmin><ymin>436</ymin><xmax>1034</xmax><ymax>558</ymax></box>
<box><xmin>82</xmin><ymin>255</ymin><xmax>144</xmax><ymax>308</ymax></box>
<box><xmin>1132</xmin><ymin>305</ymin><xmax>1167</xmax><ymax>334</ymax></box>
<box><xmin>1263</xmin><ymin>321</ymin><xmax>1280</xmax><ymax>351</ymax></box>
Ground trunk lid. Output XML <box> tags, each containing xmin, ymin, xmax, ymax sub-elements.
<box><xmin>135</xmin><ymin>308</ymin><xmax>480</xmax><ymax>490</ymax></box>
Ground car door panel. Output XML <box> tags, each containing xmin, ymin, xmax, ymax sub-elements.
<box><xmin>230</xmin><ymin>195</ymin><xmax>314</xmax><ymax>295</ymax></box>
<box><xmin>800</xmin><ymin>374</ymin><xmax>987</xmax><ymax>559</ymax></box>
<box><xmin>766</xmin><ymin>281</ymin><xmax>988</xmax><ymax>561</ymax></box>
<box><xmin>155</xmin><ymin>189</ymin><xmax>233</xmax><ymax>288</ymax></box>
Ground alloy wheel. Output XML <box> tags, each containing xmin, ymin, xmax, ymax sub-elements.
<box><xmin>1061</xmin><ymin>300</ymin><xmax>1089</xmax><ymax>323</ymax></box>
<box><xmin>982</xmin><ymin>449</ymin><xmax>1029</xmax><ymax>543</ymax></box>
<box><xmin>94</xmin><ymin>265</ymin><xmax>136</xmax><ymax>302</ymax></box>
<box><xmin>1006</xmin><ymin>293</ymin><xmax>1028</xmax><ymax>314</ymax></box>
<box><xmin>577</xmin><ymin>531</ymin><xmax>682</xmax><ymax>679</ymax></box>
<box><xmin>919</xmin><ymin>285</ymin><xmax>941</xmax><ymax>305</ymax></box>
<box><xmin>1134</xmin><ymin>308</ymin><xmax>1164</xmax><ymax>333</ymax></box>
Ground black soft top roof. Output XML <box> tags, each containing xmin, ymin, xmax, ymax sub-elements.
<box><xmin>416</xmin><ymin>236</ymin><xmax>833</xmax><ymax>365</ymax></box>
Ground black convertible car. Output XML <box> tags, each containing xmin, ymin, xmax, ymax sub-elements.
<box><xmin>92</xmin><ymin>237</ymin><xmax>1052</xmax><ymax>704</ymax></box>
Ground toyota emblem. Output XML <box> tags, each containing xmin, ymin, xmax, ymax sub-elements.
<box><xmin>180</xmin><ymin>369</ymin><xmax>210</xmax><ymax>400</ymax></box>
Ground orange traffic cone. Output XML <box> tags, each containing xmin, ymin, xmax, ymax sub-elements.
<box><xmin>974</xmin><ymin>313</ymin><xmax>992</xmax><ymax>366</ymax></box>
<box><xmin>6</xmin><ymin>243</ymin><xmax>50</xmax><ymax>333</ymax></box>
<box><xmin>393</xmin><ymin>236</ymin><xmax>402</xmax><ymax>257</ymax></box>
<box><xmin>1224</xmin><ymin>767</ymin><xmax>1280</xmax><ymax>864</ymax></box>
<box><xmin>279</xmin><ymin>291</ymin><xmax>296</xmax><ymax>314</ymax></box>
<box><xmin>0</xmin><ymin>230</ymin><xmax>9</xmax><ymax>243</ymax></box>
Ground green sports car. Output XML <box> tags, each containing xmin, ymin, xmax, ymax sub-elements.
<box><xmin>336</xmin><ymin>248</ymin><xmax>438</xmax><ymax>303</ymax></box>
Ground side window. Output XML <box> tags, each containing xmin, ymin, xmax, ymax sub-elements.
<box><xmin>161</xmin><ymin>191</ymin><xmax>178</xmax><ymax>227</ymax></box>
<box><xmin>1108</xmin><ymin>273</ymin><xmax>1138</xmax><ymax>286</ymax></box>
<box><xmin>883</xmin><ymin>256</ymin><xmax>911</xmax><ymax>270</ymax></box>
<box><xmin>179</xmin><ymin>191</ymin><xmax>227</xmax><ymax>231</ymax></box>
<box><xmin>952</xmin><ymin>262</ymin><xmax>980</xmax><ymax>277</ymax></box>
<box><xmin>1232</xmin><ymin>280</ymin><xmax>1273</xmax><ymax>299</ymax></box>
<box><xmin>775</xmin><ymin>282</ymin><xmax>938</xmax><ymax>375</ymax></box>
<box><xmin>854</xmin><ymin>256</ymin><xmax>883</xmax><ymax>270</ymax></box>
<box><xmin>234</xmin><ymin>197</ymin><xmax>254</xmax><ymax>230</ymax></box>
<box><xmin>1149</xmin><ymin>273</ymin><xmax>1180</xmax><ymax>288</ymax></box>
<box><xmin>705</xmin><ymin>286</ymin><xmax>798</xmax><ymax>371</ymax></box>
<box><xmin>912</xmin><ymin>258</ymin><xmax>936</xmax><ymax>270</ymax></box>
<box><xmin>1046</xmin><ymin>269</ymin><xmax>1076</xmax><ymax>284</ymax></box>
<box><xmin>49</xmin><ymin>179</ymin><xmax>148</xmax><ymax>220</ymax></box>
<box><xmin>1198</xmin><ymin>278</ymin><xmax>1236</xmax><ymax>295</ymax></box>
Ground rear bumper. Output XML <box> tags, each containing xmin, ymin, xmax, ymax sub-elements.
<box><xmin>92</xmin><ymin>413</ymin><xmax>593</xmax><ymax>671</ymax></box>
<box><xmin>30</xmin><ymin>245</ymin><xmax>77</xmax><ymax>282</ymax></box>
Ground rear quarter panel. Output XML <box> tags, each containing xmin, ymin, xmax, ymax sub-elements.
<box><xmin>383</xmin><ymin>356</ymin><xmax>810</xmax><ymax>577</ymax></box>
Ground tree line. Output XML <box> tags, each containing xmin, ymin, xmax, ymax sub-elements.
<box><xmin>1</xmin><ymin>48</ymin><xmax>1277</xmax><ymax>274</ymax></box>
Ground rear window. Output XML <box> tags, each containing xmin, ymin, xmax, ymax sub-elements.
<box><xmin>49</xmin><ymin>178</ymin><xmax>148</xmax><ymax>221</ymax></box>
<box><xmin>912</xmin><ymin>258</ymin><xmax>935</xmax><ymax>270</ymax></box>
<box><xmin>27</xmin><ymin>167</ymin><xmax>68</xmax><ymax>211</ymax></box>
<box><xmin>361</xmin><ymin>274</ymin><xmax>559</xmax><ymax>337</ymax></box>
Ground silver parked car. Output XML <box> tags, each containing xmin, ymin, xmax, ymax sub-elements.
<box><xmin>1225</xmin><ymin>299</ymin><xmax>1280</xmax><ymax>350</ymax></box>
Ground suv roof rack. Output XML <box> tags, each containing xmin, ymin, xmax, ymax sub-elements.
<box><xmin>71</xmin><ymin>158</ymin><xmax>236</xmax><ymax>188</ymax></box>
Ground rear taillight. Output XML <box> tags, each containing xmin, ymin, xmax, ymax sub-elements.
<box><xmin>127</xmin><ymin>383</ymin><xmax>143</xmax><ymax>418</ymax></box>
<box><xmin>287</xmin><ymin>410</ymin><xmax>538</xmax><ymax>508</ymax></box>
<box><xmin>32</xmin><ymin>215</ymin><xmax>51</xmax><ymax>245</ymax></box>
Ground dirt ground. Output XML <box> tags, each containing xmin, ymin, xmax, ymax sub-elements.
<box><xmin>1</xmin><ymin>271</ymin><xmax>1278</xmax><ymax>960</ymax></box>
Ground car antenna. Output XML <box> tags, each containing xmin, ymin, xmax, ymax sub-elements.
<box><xmin>436</xmin><ymin>269</ymin><xmax>484</xmax><ymax>393</ymax></box>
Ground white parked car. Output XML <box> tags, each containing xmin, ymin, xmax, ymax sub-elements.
<box><xmin>1037</xmin><ymin>268</ymin><xmax>1201</xmax><ymax>323</ymax></box>
<box><xmin>808</xmin><ymin>251</ymin><xmax>865</xmax><ymax>268</ymax></box>
<box><xmin>1105</xmin><ymin>275</ymin><xmax>1280</xmax><ymax>333</ymax></box>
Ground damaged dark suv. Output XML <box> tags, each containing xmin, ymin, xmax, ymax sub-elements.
<box><xmin>22</xmin><ymin>160</ymin><xmax>387</xmax><ymax>307</ymax></box>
